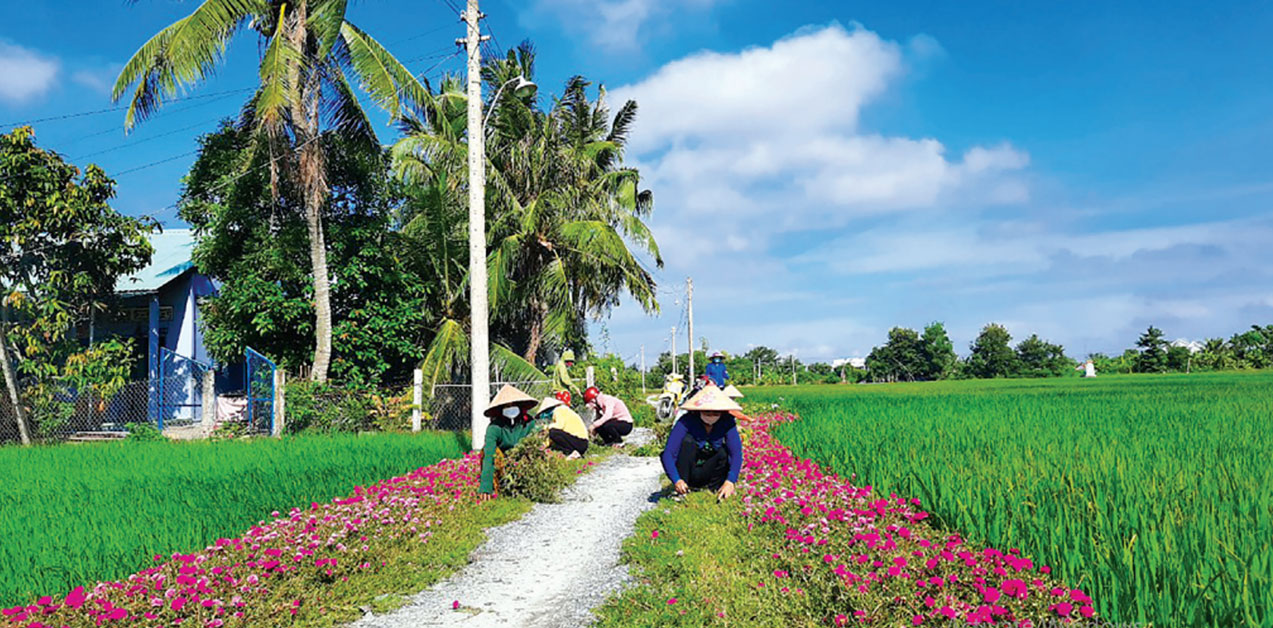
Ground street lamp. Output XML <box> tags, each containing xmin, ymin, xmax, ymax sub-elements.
<box><xmin>467</xmin><ymin>68</ymin><xmax>536</xmax><ymax>449</ymax></box>
<box><xmin>485</xmin><ymin>76</ymin><xmax>537</xmax><ymax>127</ymax></box>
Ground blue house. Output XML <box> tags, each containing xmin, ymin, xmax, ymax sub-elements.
<box><xmin>95</xmin><ymin>229</ymin><xmax>218</xmax><ymax>426</ymax></box>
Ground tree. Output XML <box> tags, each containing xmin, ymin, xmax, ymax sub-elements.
<box><xmin>866</xmin><ymin>327</ymin><xmax>927</xmax><ymax>382</ymax></box>
<box><xmin>1196</xmin><ymin>338</ymin><xmax>1235</xmax><ymax>371</ymax></box>
<box><xmin>389</xmin><ymin>47</ymin><xmax>661</xmax><ymax>385</ymax></box>
<box><xmin>967</xmin><ymin>323</ymin><xmax>1018</xmax><ymax>378</ymax></box>
<box><xmin>1166</xmin><ymin>345</ymin><xmax>1192</xmax><ymax>372</ymax></box>
<box><xmin>1134</xmin><ymin>326</ymin><xmax>1168</xmax><ymax>373</ymax></box>
<box><xmin>0</xmin><ymin>127</ymin><xmax>155</xmax><ymax>443</ymax></box>
<box><xmin>1015</xmin><ymin>334</ymin><xmax>1070</xmax><ymax>377</ymax></box>
<box><xmin>180</xmin><ymin>122</ymin><xmax>428</xmax><ymax>386</ymax></box>
<box><xmin>1229</xmin><ymin>326</ymin><xmax>1271</xmax><ymax>369</ymax></box>
<box><xmin>394</xmin><ymin>45</ymin><xmax>662</xmax><ymax>375</ymax></box>
<box><xmin>921</xmin><ymin>321</ymin><xmax>957</xmax><ymax>380</ymax></box>
<box><xmin>114</xmin><ymin>0</ymin><xmax>427</xmax><ymax>382</ymax></box>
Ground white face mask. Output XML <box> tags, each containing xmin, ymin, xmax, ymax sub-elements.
<box><xmin>701</xmin><ymin>411</ymin><xmax>722</xmax><ymax>425</ymax></box>
<box><xmin>501</xmin><ymin>406</ymin><xmax>522</xmax><ymax>419</ymax></box>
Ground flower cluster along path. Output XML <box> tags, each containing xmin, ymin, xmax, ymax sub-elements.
<box><xmin>4</xmin><ymin>452</ymin><xmax>490</xmax><ymax>628</ymax></box>
<box><xmin>739</xmin><ymin>413</ymin><xmax>1096</xmax><ymax>626</ymax></box>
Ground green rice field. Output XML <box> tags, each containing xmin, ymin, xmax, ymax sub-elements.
<box><xmin>749</xmin><ymin>373</ymin><xmax>1272</xmax><ymax>627</ymax></box>
<box><xmin>0</xmin><ymin>431</ymin><xmax>469</xmax><ymax>607</ymax></box>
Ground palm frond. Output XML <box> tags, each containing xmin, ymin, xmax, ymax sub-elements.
<box><xmin>113</xmin><ymin>0</ymin><xmax>262</xmax><ymax>129</ymax></box>
<box><xmin>490</xmin><ymin>343</ymin><xmax>546</xmax><ymax>383</ymax></box>
<box><xmin>322</xmin><ymin>66</ymin><xmax>376</xmax><ymax>149</ymax></box>
<box><xmin>310</xmin><ymin>0</ymin><xmax>348</xmax><ymax>60</ymax></box>
<box><xmin>419</xmin><ymin>318</ymin><xmax>468</xmax><ymax>390</ymax></box>
<box><xmin>339</xmin><ymin>21</ymin><xmax>431</xmax><ymax>119</ymax></box>
<box><xmin>251</xmin><ymin>4</ymin><xmax>303</xmax><ymax>135</ymax></box>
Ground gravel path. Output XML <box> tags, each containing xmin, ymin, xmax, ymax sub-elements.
<box><xmin>350</xmin><ymin>428</ymin><xmax>663</xmax><ymax>628</ymax></box>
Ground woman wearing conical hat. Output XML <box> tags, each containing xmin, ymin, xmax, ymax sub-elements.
<box><xmin>478</xmin><ymin>385</ymin><xmax>539</xmax><ymax>496</ymax></box>
<box><xmin>533</xmin><ymin>396</ymin><xmax>589</xmax><ymax>459</ymax></box>
<box><xmin>660</xmin><ymin>384</ymin><xmax>744</xmax><ymax>501</ymax></box>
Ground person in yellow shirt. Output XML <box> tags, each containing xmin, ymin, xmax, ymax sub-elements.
<box><xmin>534</xmin><ymin>396</ymin><xmax>589</xmax><ymax>459</ymax></box>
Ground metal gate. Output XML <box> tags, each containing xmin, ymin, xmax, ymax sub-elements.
<box><xmin>157</xmin><ymin>347</ymin><xmax>212</xmax><ymax>429</ymax></box>
<box><xmin>245</xmin><ymin>347</ymin><xmax>276</xmax><ymax>434</ymax></box>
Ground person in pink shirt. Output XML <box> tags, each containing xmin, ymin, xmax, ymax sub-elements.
<box><xmin>583</xmin><ymin>386</ymin><xmax>633</xmax><ymax>445</ymax></box>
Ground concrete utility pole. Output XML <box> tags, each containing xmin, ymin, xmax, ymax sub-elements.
<box><xmin>463</xmin><ymin>0</ymin><xmax>491</xmax><ymax>449</ymax></box>
<box><xmin>686</xmin><ymin>277</ymin><xmax>694</xmax><ymax>381</ymax></box>
<box><xmin>640</xmin><ymin>345</ymin><xmax>646</xmax><ymax>395</ymax></box>
<box><xmin>671</xmin><ymin>326</ymin><xmax>677</xmax><ymax>375</ymax></box>
<box><xmin>790</xmin><ymin>355</ymin><xmax>796</xmax><ymax>386</ymax></box>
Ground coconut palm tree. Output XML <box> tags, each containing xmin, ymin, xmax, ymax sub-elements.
<box><xmin>391</xmin><ymin>43</ymin><xmax>662</xmax><ymax>386</ymax></box>
<box><xmin>112</xmin><ymin>0</ymin><xmax>427</xmax><ymax>382</ymax></box>
<box><xmin>482</xmin><ymin>46</ymin><xmax>661</xmax><ymax>363</ymax></box>
<box><xmin>389</xmin><ymin>74</ymin><xmax>544</xmax><ymax>389</ymax></box>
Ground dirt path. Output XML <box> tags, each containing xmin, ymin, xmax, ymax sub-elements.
<box><xmin>350</xmin><ymin>429</ymin><xmax>662</xmax><ymax>628</ymax></box>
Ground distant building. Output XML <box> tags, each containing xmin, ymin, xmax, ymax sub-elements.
<box><xmin>1171</xmin><ymin>339</ymin><xmax>1204</xmax><ymax>354</ymax></box>
<box><xmin>89</xmin><ymin>229</ymin><xmax>218</xmax><ymax>424</ymax></box>
<box><xmin>832</xmin><ymin>357</ymin><xmax>867</xmax><ymax>370</ymax></box>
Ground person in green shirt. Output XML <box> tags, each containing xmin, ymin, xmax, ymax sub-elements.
<box><xmin>478</xmin><ymin>385</ymin><xmax>539</xmax><ymax>496</ymax></box>
<box><xmin>552</xmin><ymin>349</ymin><xmax>580</xmax><ymax>398</ymax></box>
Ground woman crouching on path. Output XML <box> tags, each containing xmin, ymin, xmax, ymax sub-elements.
<box><xmin>534</xmin><ymin>396</ymin><xmax>590</xmax><ymax>459</ymax></box>
<box><xmin>660</xmin><ymin>384</ymin><xmax>744</xmax><ymax>501</ymax></box>
<box><xmin>478</xmin><ymin>385</ymin><xmax>539</xmax><ymax>497</ymax></box>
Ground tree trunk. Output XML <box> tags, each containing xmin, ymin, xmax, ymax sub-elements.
<box><xmin>305</xmin><ymin>200</ymin><xmax>332</xmax><ymax>383</ymax></box>
<box><xmin>289</xmin><ymin>5</ymin><xmax>333</xmax><ymax>383</ymax></box>
<box><xmin>523</xmin><ymin>299</ymin><xmax>546</xmax><ymax>365</ymax></box>
<box><xmin>0</xmin><ymin>319</ymin><xmax>32</xmax><ymax>446</ymax></box>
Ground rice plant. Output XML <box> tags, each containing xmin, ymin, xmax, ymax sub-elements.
<box><xmin>752</xmin><ymin>373</ymin><xmax>1273</xmax><ymax>627</ymax></box>
<box><xmin>0</xmin><ymin>431</ymin><xmax>469</xmax><ymax>606</ymax></box>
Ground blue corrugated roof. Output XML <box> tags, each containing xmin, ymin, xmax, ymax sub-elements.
<box><xmin>116</xmin><ymin>229</ymin><xmax>196</xmax><ymax>294</ymax></box>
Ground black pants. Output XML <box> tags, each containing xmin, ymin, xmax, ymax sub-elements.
<box><xmin>547</xmin><ymin>428</ymin><xmax>589</xmax><ymax>456</ymax></box>
<box><xmin>676</xmin><ymin>438</ymin><xmax>730</xmax><ymax>490</ymax></box>
<box><xmin>594</xmin><ymin>420</ymin><xmax>633</xmax><ymax>444</ymax></box>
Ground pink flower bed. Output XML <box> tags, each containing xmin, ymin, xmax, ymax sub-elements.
<box><xmin>4</xmin><ymin>453</ymin><xmax>484</xmax><ymax>628</ymax></box>
<box><xmin>739</xmin><ymin>413</ymin><xmax>1096</xmax><ymax>626</ymax></box>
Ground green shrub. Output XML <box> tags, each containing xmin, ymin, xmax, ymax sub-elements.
<box><xmin>496</xmin><ymin>437</ymin><xmax>581</xmax><ymax>503</ymax></box>
<box><xmin>123</xmin><ymin>422</ymin><xmax>165</xmax><ymax>441</ymax></box>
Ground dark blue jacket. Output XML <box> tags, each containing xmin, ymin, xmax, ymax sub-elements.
<box><xmin>660</xmin><ymin>412</ymin><xmax>743</xmax><ymax>484</ymax></box>
<box><xmin>704</xmin><ymin>361</ymin><xmax>729</xmax><ymax>387</ymax></box>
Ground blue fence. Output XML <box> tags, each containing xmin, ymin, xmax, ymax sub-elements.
<box><xmin>157</xmin><ymin>347</ymin><xmax>212</xmax><ymax>430</ymax></box>
<box><xmin>245</xmin><ymin>347</ymin><xmax>276</xmax><ymax>434</ymax></box>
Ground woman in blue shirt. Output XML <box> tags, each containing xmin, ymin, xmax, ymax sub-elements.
<box><xmin>660</xmin><ymin>384</ymin><xmax>744</xmax><ymax>501</ymax></box>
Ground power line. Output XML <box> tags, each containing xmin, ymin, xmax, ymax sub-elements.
<box><xmin>111</xmin><ymin>150</ymin><xmax>203</xmax><ymax>178</ymax></box>
<box><xmin>73</xmin><ymin>115</ymin><xmax>230</xmax><ymax>161</ymax></box>
<box><xmin>0</xmin><ymin>88</ymin><xmax>255</xmax><ymax>129</ymax></box>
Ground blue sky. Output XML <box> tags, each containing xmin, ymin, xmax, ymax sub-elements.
<box><xmin>2</xmin><ymin>0</ymin><xmax>1272</xmax><ymax>363</ymax></box>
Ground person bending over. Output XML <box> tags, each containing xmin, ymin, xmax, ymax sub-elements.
<box><xmin>534</xmin><ymin>396</ymin><xmax>589</xmax><ymax>459</ymax></box>
<box><xmin>583</xmin><ymin>386</ymin><xmax>634</xmax><ymax>445</ymax></box>
<box><xmin>660</xmin><ymin>384</ymin><xmax>743</xmax><ymax>501</ymax></box>
<box><xmin>478</xmin><ymin>385</ymin><xmax>539</xmax><ymax>496</ymax></box>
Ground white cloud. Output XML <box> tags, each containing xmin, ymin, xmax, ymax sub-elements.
<box><xmin>71</xmin><ymin>63</ymin><xmax>123</xmax><ymax>95</ymax></box>
<box><xmin>611</xmin><ymin>23</ymin><xmax>1029</xmax><ymax>251</ymax></box>
<box><xmin>802</xmin><ymin>215</ymin><xmax>1273</xmax><ymax>277</ymax></box>
<box><xmin>0</xmin><ymin>41</ymin><xmax>59</xmax><ymax>104</ymax></box>
<box><xmin>590</xmin><ymin>22</ymin><xmax>1273</xmax><ymax>363</ymax></box>
<box><xmin>523</xmin><ymin>0</ymin><xmax>722</xmax><ymax>52</ymax></box>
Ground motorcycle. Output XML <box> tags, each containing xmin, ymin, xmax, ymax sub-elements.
<box><xmin>651</xmin><ymin>373</ymin><xmax>687</xmax><ymax>422</ymax></box>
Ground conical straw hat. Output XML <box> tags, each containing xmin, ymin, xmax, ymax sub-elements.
<box><xmin>534</xmin><ymin>396</ymin><xmax>563</xmax><ymax>415</ymax></box>
<box><xmin>680</xmin><ymin>384</ymin><xmax>742</xmax><ymax>412</ymax></box>
<box><xmin>722</xmin><ymin>384</ymin><xmax>744</xmax><ymax>399</ymax></box>
<box><xmin>484</xmin><ymin>385</ymin><xmax>538</xmax><ymax>418</ymax></box>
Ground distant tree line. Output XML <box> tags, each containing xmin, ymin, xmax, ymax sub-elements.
<box><xmin>641</xmin><ymin>322</ymin><xmax>1273</xmax><ymax>388</ymax></box>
